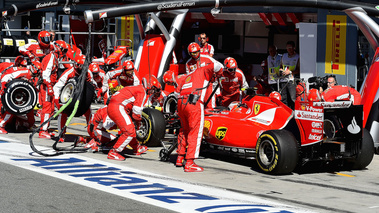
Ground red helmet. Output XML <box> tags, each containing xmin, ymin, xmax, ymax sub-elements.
<box><xmin>269</xmin><ymin>91</ymin><xmax>282</xmax><ymax>101</ymax></box>
<box><xmin>187</xmin><ymin>42</ymin><xmax>200</xmax><ymax>60</ymax></box>
<box><xmin>142</xmin><ymin>75</ymin><xmax>162</xmax><ymax>93</ymax></box>
<box><xmin>74</xmin><ymin>54</ymin><xmax>85</xmax><ymax>69</ymax></box>
<box><xmin>163</xmin><ymin>70</ymin><xmax>176</xmax><ymax>85</ymax></box>
<box><xmin>89</xmin><ymin>63</ymin><xmax>100</xmax><ymax>73</ymax></box>
<box><xmin>14</xmin><ymin>56</ymin><xmax>27</xmax><ymax>67</ymax></box>
<box><xmin>307</xmin><ymin>88</ymin><xmax>321</xmax><ymax>102</ymax></box>
<box><xmin>224</xmin><ymin>57</ymin><xmax>237</xmax><ymax>73</ymax></box>
<box><xmin>38</xmin><ymin>31</ymin><xmax>51</xmax><ymax>48</ymax></box>
<box><xmin>122</xmin><ymin>60</ymin><xmax>134</xmax><ymax>77</ymax></box>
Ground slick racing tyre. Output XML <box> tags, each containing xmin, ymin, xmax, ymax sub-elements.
<box><xmin>136</xmin><ymin>108</ymin><xmax>166</xmax><ymax>147</ymax></box>
<box><xmin>345</xmin><ymin>128</ymin><xmax>375</xmax><ymax>170</ymax></box>
<box><xmin>1</xmin><ymin>79</ymin><xmax>37</xmax><ymax>115</ymax></box>
<box><xmin>256</xmin><ymin>130</ymin><xmax>299</xmax><ymax>175</ymax></box>
<box><xmin>163</xmin><ymin>92</ymin><xmax>178</xmax><ymax>113</ymax></box>
<box><xmin>60</xmin><ymin>77</ymin><xmax>95</xmax><ymax>117</ymax></box>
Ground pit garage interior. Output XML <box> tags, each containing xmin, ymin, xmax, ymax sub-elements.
<box><xmin>1</xmin><ymin>0</ymin><xmax>379</xmax><ymax>91</ymax></box>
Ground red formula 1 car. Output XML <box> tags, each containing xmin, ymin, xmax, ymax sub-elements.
<box><xmin>199</xmin><ymin>90</ymin><xmax>374</xmax><ymax>174</ymax></box>
<box><xmin>154</xmin><ymin>87</ymin><xmax>374</xmax><ymax>174</ymax></box>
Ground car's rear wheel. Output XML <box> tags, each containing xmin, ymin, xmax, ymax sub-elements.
<box><xmin>136</xmin><ymin>108</ymin><xmax>166</xmax><ymax>147</ymax></box>
<box><xmin>1</xmin><ymin>79</ymin><xmax>37</xmax><ymax>115</ymax></box>
<box><xmin>256</xmin><ymin>130</ymin><xmax>299</xmax><ymax>174</ymax></box>
<box><xmin>345</xmin><ymin>128</ymin><xmax>374</xmax><ymax>170</ymax></box>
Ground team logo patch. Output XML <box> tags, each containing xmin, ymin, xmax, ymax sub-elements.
<box><xmin>254</xmin><ymin>104</ymin><xmax>261</xmax><ymax>115</ymax></box>
<box><xmin>215</xmin><ymin>127</ymin><xmax>228</xmax><ymax>141</ymax></box>
<box><xmin>185</xmin><ymin>76</ymin><xmax>191</xmax><ymax>83</ymax></box>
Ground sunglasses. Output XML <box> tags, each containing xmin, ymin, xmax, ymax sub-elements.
<box><xmin>200</xmin><ymin>37</ymin><xmax>207</xmax><ymax>40</ymax></box>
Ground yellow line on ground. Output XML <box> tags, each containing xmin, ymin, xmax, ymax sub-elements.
<box><xmin>70</xmin><ymin>123</ymin><xmax>87</xmax><ymax>126</ymax></box>
<box><xmin>335</xmin><ymin>172</ymin><xmax>355</xmax><ymax>177</ymax></box>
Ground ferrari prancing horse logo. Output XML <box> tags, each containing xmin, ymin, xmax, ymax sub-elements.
<box><xmin>254</xmin><ymin>104</ymin><xmax>261</xmax><ymax>115</ymax></box>
<box><xmin>215</xmin><ymin>127</ymin><xmax>228</xmax><ymax>141</ymax></box>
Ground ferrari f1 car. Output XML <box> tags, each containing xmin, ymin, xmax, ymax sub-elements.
<box><xmin>149</xmin><ymin>88</ymin><xmax>374</xmax><ymax>175</ymax></box>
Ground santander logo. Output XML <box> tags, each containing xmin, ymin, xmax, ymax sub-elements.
<box><xmin>347</xmin><ymin>117</ymin><xmax>361</xmax><ymax>134</ymax></box>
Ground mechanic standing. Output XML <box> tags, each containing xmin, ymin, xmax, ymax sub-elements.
<box><xmin>279</xmin><ymin>41</ymin><xmax>300</xmax><ymax>109</ymax></box>
<box><xmin>199</xmin><ymin>33</ymin><xmax>214</xmax><ymax>57</ymax></box>
<box><xmin>219</xmin><ymin>57</ymin><xmax>249</xmax><ymax>107</ymax></box>
<box><xmin>106</xmin><ymin>75</ymin><xmax>161</xmax><ymax>160</ymax></box>
<box><xmin>38</xmin><ymin>49</ymin><xmax>60</xmax><ymax>139</ymax></box>
<box><xmin>175</xmin><ymin>60</ymin><xmax>223</xmax><ymax>172</ymax></box>
<box><xmin>186</xmin><ymin>42</ymin><xmax>223</xmax><ymax>109</ymax></box>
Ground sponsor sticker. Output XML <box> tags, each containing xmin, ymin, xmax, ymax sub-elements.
<box><xmin>254</xmin><ymin>104</ymin><xmax>260</xmax><ymax>115</ymax></box>
<box><xmin>295</xmin><ymin>110</ymin><xmax>323</xmax><ymax>121</ymax></box>
<box><xmin>99</xmin><ymin>12</ymin><xmax>107</xmax><ymax>19</ymax></box>
<box><xmin>215</xmin><ymin>127</ymin><xmax>228</xmax><ymax>140</ymax></box>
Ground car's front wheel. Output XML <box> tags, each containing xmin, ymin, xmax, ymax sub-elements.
<box><xmin>136</xmin><ymin>107</ymin><xmax>166</xmax><ymax>147</ymax></box>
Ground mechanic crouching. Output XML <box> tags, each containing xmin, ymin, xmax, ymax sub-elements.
<box><xmin>106</xmin><ymin>75</ymin><xmax>161</xmax><ymax>161</ymax></box>
<box><xmin>175</xmin><ymin>61</ymin><xmax>223</xmax><ymax>172</ymax></box>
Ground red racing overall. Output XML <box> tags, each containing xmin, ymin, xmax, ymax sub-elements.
<box><xmin>107</xmin><ymin>85</ymin><xmax>146</xmax><ymax>152</ymax></box>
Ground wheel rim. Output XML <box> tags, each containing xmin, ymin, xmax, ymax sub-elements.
<box><xmin>11</xmin><ymin>88</ymin><xmax>31</xmax><ymax>107</ymax></box>
<box><xmin>164</xmin><ymin>96</ymin><xmax>177</xmax><ymax>113</ymax></box>
<box><xmin>258</xmin><ymin>139</ymin><xmax>275</xmax><ymax>166</ymax></box>
<box><xmin>60</xmin><ymin>83</ymin><xmax>75</xmax><ymax>104</ymax></box>
<box><xmin>136</xmin><ymin>116</ymin><xmax>149</xmax><ymax>140</ymax></box>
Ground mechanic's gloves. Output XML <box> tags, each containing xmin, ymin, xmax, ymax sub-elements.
<box><xmin>132</xmin><ymin>113</ymin><xmax>142</xmax><ymax>123</ymax></box>
<box><xmin>27</xmin><ymin>52</ymin><xmax>35</xmax><ymax>60</ymax></box>
<box><xmin>97</xmin><ymin>89</ymin><xmax>103</xmax><ymax>98</ymax></box>
<box><xmin>47</xmin><ymin>84</ymin><xmax>54</xmax><ymax>96</ymax></box>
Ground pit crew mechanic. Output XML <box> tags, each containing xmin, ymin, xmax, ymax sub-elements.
<box><xmin>199</xmin><ymin>33</ymin><xmax>214</xmax><ymax>57</ymax></box>
<box><xmin>19</xmin><ymin>31</ymin><xmax>55</xmax><ymax>62</ymax></box>
<box><xmin>186</xmin><ymin>42</ymin><xmax>223</xmax><ymax>109</ymax></box>
<box><xmin>219</xmin><ymin>57</ymin><xmax>249</xmax><ymax>107</ymax></box>
<box><xmin>176</xmin><ymin>45</ymin><xmax>223</xmax><ymax>172</ymax></box>
<box><xmin>106</xmin><ymin>75</ymin><xmax>161</xmax><ymax>161</ymax></box>
<box><xmin>0</xmin><ymin>57</ymin><xmax>40</xmax><ymax>134</ymax></box>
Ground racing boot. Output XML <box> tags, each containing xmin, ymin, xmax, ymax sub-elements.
<box><xmin>39</xmin><ymin>131</ymin><xmax>52</xmax><ymax>139</ymax></box>
<box><xmin>184</xmin><ymin>160</ymin><xmax>203</xmax><ymax>172</ymax></box>
<box><xmin>84</xmin><ymin>139</ymin><xmax>101</xmax><ymax>152</ymax></box>
<box><xmin>176</xmin><ymin>155</ymin><xmax>184</xmax><ymax>167</ymax></box>
<box><xmin>133</xmin><ymin>145</ymin><xmax>148</xmax><ymax>155</ymax></box>
<box><xmin>0</xmin><ymin>127</ymin><xmax>7</xmax><ymax>134</ymax></box>
<box><xmin>107</xmin><ymin>149</ymin><xmax>125</xmax><ymax>161</ymax></box>
<box><xmin>75</xmin><ymin>136</ymin><xmax>87</xmax><ymax>146</ymax></box>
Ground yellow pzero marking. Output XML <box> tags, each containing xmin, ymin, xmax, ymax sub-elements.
<box><xmin>70</xmin><ymin>123</ymin><xmax>87</xmax><ymax>126</ymax></box>
<box><xmin>335</xmin><ymin>172</ymin><xmax>355</xmax><ymax>177</ymax></box>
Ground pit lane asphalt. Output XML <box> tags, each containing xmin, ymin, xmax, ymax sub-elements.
<box><xmin>1</xmin><ymin>103</ymin><xmax>379</xmax><ymax>213</ymax></box>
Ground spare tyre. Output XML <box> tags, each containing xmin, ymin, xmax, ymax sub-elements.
<box><xmin>60</xmin><ymin>77</ymin><xmax>95</xmax><ymax>117</ymax></box>
<box><xmin>1</xmin><ymin>79</ymin><xmax>37</xmax><ymax>115</ymax></box>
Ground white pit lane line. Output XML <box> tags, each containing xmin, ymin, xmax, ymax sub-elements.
<box><xmin>0</xmin><ymin>139</ymin><xmax>314</xmax><ymax>213</ymax></box>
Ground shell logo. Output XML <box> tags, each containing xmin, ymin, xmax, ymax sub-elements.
<box><xmin>203</xmin><ymin>120</ymin><xmax>211</xmax><ymax>137</ymax></box>
<box><xmin>99</xmin><ymin>12</ymin><xmax>107</xmax><ymax>19</ymax></box>
<box><xmin>301</xmin><ymin>104</ymin><xmax>306</xmax><ymax>110</ymax></box>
